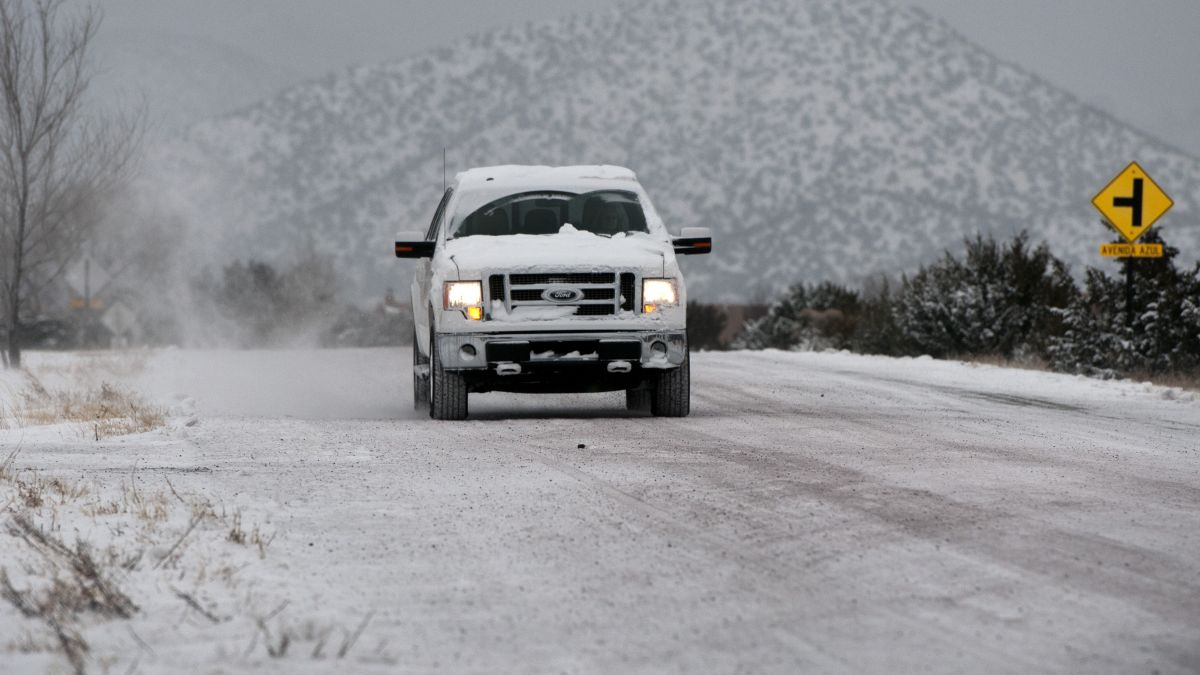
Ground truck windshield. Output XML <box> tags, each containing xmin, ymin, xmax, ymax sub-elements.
<box><xmin>450</xmin><ymin>190</ymin><xmax>649</xmax><ymax>238</ymax></box>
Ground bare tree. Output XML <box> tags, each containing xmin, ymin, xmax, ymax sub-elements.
<box><xmin>0</xmin><ymin>0</ymin><xmax>143</xmax><ymax>368</ymax></box>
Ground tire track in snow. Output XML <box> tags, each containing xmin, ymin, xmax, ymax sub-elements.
<box><xmin>503</xmin><ymin>418</ymin><xmax>1057</xmax><ymax>672</ymax></box>
<box><xmin>684</xmin><ymin>360</ymin><xmax>1200</xmax><ymax>630</ymax></box>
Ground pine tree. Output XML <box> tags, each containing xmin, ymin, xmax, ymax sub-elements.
<box><xmin>1049</xmin><ymin>227</ymin><xmax>1200</xmax><ymax>376</ymax></box>
<box><xmin>1048</xmin><ymin>267</ymin><xmax>1127</xmax><ymax>377</ymax></box>
<box><xmin>895</xmin><ymin>233</ymin><xmax>1075</xmax><ymax>359</ymax></box>
<box><xmin>732</xmin><ymin>284</ymin><xmax>807</xmax><ymax>350</ymax></box>
<box><xmin>851</xmin><ymin>276</ymin><xmax>904</xmax><ymax>355</ymax></box>
<box><xmin>732</xmin><ymin>282</ymin><xmax>861</xmax><ymax>351</ymax></box>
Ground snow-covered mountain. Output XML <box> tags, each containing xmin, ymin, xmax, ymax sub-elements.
<box><xmin>151</xmin><ymin>0</ymin><xmax>1200</xmax><ymax>303</ymax></box>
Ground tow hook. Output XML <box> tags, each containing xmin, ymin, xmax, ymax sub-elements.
<box><xmin>607</xmin><ymin>360</ymin><xmax>632</xmax><ymax>373</ymax></box>
<box><xmin>496</xmin><ymin>363</ymin><xmax>522</xmax><ymax>376</ymax></box>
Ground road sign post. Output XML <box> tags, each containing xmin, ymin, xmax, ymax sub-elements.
<box><xmin>65</xmin><ymin>256</ymin><xmax>113</xmax><ymax>347</ymax></box>
<box><xmin>1125</xmin><ymin>252</ymin><xmax>1134</xmax><ymax>327</ymax></box>
<box><xmin>1092</xmin><ymin>163</ymin><xmax>1174</xmax><ymax>327</ymax></box>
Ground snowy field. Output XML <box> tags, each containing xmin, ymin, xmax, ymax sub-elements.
<box><xmin>1</xmin><ymin>347</ymin><xmax>1199</xmax><ymax>673</ymax></box>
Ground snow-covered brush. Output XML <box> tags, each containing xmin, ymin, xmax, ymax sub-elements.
<box><xmin>1</xmin><ymin>514</ymin><xmax>140</xmax><ymax>674</ymax></box>
<box><xmin>3</xmin><ymin>374</ymin><xmax>165</xmax><ymax>439</ymax></box>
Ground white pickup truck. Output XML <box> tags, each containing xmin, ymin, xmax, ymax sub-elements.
<box><xmin>394</xmin><ymin>165</ymin><xmax>712</xmax><ymax>420</ymax></box>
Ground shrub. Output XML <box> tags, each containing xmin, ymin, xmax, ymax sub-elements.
<box><xmin>191</xmin><ymin>255</ymin><xmax>340</xmax><ymax>347</ymax></box>
<box><xmin>894</xmin><ymin>233</ymin><xmax>1076</xmax><ymax>359</ymax></box>
<box><xmin>733</xmin><ymin>282</ymin><xmax>860</xmax><ymax>350</ymax></box>
<box><xmin>851</xmin><ymin>276</ymin><xmax>904</xmax><ymax>355</ymax></box>
<box><xmin>1049</xmin><ymin>228</ymin><xmax>1200</xmax><ymax>376</ymax></box>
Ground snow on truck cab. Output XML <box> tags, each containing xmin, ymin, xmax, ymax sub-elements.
<box><xmin>394</xmin><ymin>165</ymin><xmax>712</xmax><ymax>420</ymax></box>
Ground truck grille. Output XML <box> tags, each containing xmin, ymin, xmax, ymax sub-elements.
<box><xmin>509</xmin><ymin>273</ymin><xmax>614</xmax><ymax>285</ymax></box>
<box><xmin>620</xmin><ymin>273</ymin><xmax>636</xmax><ymax>312</ymax></box>
<box><xmin>487</xmin><ymin>272</ymin><xmax>638</xmax><ymax>318</ymax></box>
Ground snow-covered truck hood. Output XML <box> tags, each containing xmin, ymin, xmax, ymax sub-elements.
<box><xmin>440</xmin><ymin>227</ymin><xmax>673</xmax><ymax>277</ymax></box>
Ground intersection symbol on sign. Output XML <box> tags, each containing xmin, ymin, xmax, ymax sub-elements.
<box><xmin>1092</xmin><ymin>162</ymin><xmax>1173</xmax><ymax>243</ymax></box>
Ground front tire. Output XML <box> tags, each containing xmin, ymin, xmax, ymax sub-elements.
<box><xmin>429</xmin><ymin>337</ymin><xmax>468</xmax><ymax>420</ymax></box>
<box><xmin>651</xmin><ymin>350</ymin><xmax>690</xmax><ymax>417</ymax></box>
<box><xmin>412</xmin><ymin>328</ymin><xmax>429</xmax><ymax>411</ymax></box>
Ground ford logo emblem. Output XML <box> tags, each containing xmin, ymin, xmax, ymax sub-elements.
<box><xmin>542</xmin><ymin>286</ymin><xmax>583</xmax><ymax>303</ymax></box>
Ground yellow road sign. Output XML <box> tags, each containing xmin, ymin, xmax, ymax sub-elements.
<box><xmin>1092</xmin><ymin>162</ymin><xmax>1173</xmax><ymax>243</ymax></box>
<box><xmin>1100</xmin><ymin>243</ymin><xmax>1163</xmax><ymax>258</ymax></box>
<box><xmin>68</xmin><ymin>297</ymin><xmax>104</xmax><ymax>310</ymax></box>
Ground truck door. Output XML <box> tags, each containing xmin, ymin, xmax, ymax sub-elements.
<box><xmin>413</xmin><ymin>188</ymin><xmax>452</xmax><ymax>356</ymax></box>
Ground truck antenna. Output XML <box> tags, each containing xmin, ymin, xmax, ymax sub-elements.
<box><xmin>442</xmin><ymin>147</ymin><xmax>446</xmax><ymax>192</ymax></box>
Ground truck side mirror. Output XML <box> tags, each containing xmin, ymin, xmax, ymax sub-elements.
<box><xmin>395</xmin><ymin>231</ymin><xmax>434</xmax><ymax>258</ymax></box>
<box><xmin>673</xmin><ymin>227</ymin><xmax>712</xmax><ymax>255</ymax></box>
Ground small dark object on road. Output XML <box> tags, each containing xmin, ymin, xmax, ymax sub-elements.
<box><xmin>577</xmin><ymin>443</ymin><xmax>586</xmax><ymax>449</ymax></box>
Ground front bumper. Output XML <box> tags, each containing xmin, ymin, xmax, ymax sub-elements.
<box><xmin>435</xmin><ymin>330</ymin><xmax>687</xmax><ymax>371</ymax></box>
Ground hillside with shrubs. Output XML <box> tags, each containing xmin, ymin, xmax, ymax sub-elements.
<box><xmin>725</xmin><ymin>228</ymin><xmax>1200</xmax><ymax>382</ymax></box>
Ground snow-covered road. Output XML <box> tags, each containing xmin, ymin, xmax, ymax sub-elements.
<box><xmin>4</xmin><ymin>348</ymin><xmax>1200</xmax><ymax>673</ymax></box>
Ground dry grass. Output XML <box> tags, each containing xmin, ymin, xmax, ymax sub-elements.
<box><xmin>1</xmin><ymin>351</ymin><xmax>163</xmax><ymax>438</ymax></box>
<box><xmin>14</xmin><ymin>476</ymin><xmax>87</xmax><ymax>510</ymax></box>
<box><xmin>2</xmin><ymin>372</ymin><xmax>164</xmax><ymax>439</ymax></box>
<box><xmin>1</xmin><ymin>464</ymin><xmax>281</xmax><ymax>672</ymax></box>
<box><xmin>250</xmin><ymin>610</ymin><xmax>377</xmax><ymax>661</ymax></box>
<box><xmin>0</xmin><ymin>451</ymin><xmax>13</xmax><ymax>481</ymax></box>
<box><xmin>1</xmin><ymin>514</ymin><xmax>139</xmax><ymax>674</ymax></box>
<box><xmin>81</xmin><ymin>479</ymin><xmax>169</xmax><ymax>525</ymax></box>
<box><xmin>1124</xmin><ymin>370</ymin><xmax>1200</xmax><ymax>393</ymax></box>
<box><xmin>1</xmin><ymin>453</ymin><xmax>90</xmax><ymax>511</ymax></box>
<box><xmin>3</xmin><ymin>514</ymin><xmax>139</xmax><ymax>619</ymax></box>
<box><xmin>963</xmin><ymin>353</ymin><xmax>1051</xmax><ymax>372</ymax></box>
<box><xmin>963</xmin><ymin>355</ymin><xmax>1200</xmax><ymax>394</ymax></box>
<box><xmin>227</xmin><ymin>510</ymin><xmax>276</xmax><ymax>559</ymax></box>
<box><xmin>227</xmin><ymin>510</ymin><xmax>246</xmax><ymax>545</ymax></box>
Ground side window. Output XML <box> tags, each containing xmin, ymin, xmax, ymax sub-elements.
<box><xmin>426</xmin><ymin>189</ymin><xmax>453</xmax><ymax>241</ymax></box>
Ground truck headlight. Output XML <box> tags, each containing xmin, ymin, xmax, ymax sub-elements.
<box><xmin>642</xmin><ymin>278</ymin><xmax>678</xmax><ymax>313</ymax></box>
<box><xmin>444</xmin><ymin>281</ymin><xmax>483</xmax><ymax>320</ymax></box>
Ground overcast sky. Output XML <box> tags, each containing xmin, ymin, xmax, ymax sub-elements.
<box><xmin>90</xmin><ymin>0</ymin><xmax>1200</xmax><ymax>156</ymax></box>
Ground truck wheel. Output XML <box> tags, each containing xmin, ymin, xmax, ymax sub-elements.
<box><xmin>625</xmin><ymin>388</ymin><xmax>651</xmax><ymax>412</ymax></box>
<box><xmin>412</xmin><ymin>328</ymin><xmax>429</xmax><ymax>411</ymax></box>
<box><xmin>651</xmin><ymin>352</ymin><xmax>690</xmax><ymax>417</ymax></box>
<box><xmin>430</xmin><ymin>338</ymin><xmax>468</xmax><ymax>420</ymax></box>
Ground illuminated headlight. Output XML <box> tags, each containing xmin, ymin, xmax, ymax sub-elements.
<box><xmin>444</xmin><ymin>281</ymin><xmax>483</xmax><ymax>320</ymax></box>
<box><xmin>642</xmin><ymin>278</ymin><xmax>678</xmax><ymax>313</ymax></box>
